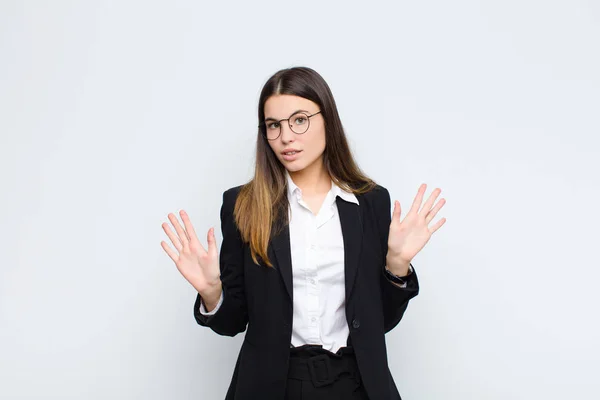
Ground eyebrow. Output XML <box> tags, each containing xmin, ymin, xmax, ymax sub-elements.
<box><xmin>264</xmin><ymin>109</ymin><xmax>311</xmax><ymax>122</ymax></box>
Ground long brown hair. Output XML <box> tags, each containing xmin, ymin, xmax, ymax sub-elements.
<box><xmin>234</xmin><ymin>66</ymin><xmax>378</xmax><ymax>267</ymax></box>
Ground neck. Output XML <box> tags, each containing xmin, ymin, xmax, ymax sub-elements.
<box><xmin>288</xmin><ymin>159</ymin><xmax>331</xmax><ymax>196</ymax></box>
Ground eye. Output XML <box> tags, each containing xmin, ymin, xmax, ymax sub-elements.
<box><xmin>267</xmin><ymin>122</ymin><xmax>280</xmax><ymax>129</ymax></box>
<box><xmin>294</xmin><ymin>116</ymin><xmax>307</xmax><ymax>124</ymax></box>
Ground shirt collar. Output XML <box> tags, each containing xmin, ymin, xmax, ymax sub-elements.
<box><xmin>285</xmin><ymin>169</ymin><xmax>359</xmax><ymax>205</ymax></box>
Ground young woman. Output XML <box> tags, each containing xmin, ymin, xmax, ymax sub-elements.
<box><xmin>161</xmin><ymin>66</ymin><xmax>446</xmax><ymax>400</ymax></box>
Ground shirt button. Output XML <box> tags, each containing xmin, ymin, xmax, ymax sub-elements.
<box><xmin>311</xmin><ymin>317</ymin><xmax>316</xmax><ymax>322</ymax></box>
<box><xmin>352</xmin><ymin>318</ymin><xmax>360</xmax><ymax>329</ymax></box>
<box><xmin>309</xmin><ymin>278</ymin><xmax>315</xmax><ymax>284</ymax></box>
<box><xmin>310</xmin><ymin>244</ymin><xmax>316</xmax><ymax>249</ymax></box>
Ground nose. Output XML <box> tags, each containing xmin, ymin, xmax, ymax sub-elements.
<box><xmin>280</xmin><ymin>121</ymin><xmax>295</xmax><ymax>142</ymax></box>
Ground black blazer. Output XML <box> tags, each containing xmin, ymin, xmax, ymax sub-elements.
<box><xmin>194</xmin><ymin>183</ymin><xmax>419</xmax><ymax>400</ymax></box>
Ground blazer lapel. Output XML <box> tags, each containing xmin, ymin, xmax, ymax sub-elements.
<box><xmin>270</xmin><ymin>218</ymin><xmax>293</xmax><ymax>303</ymax></box>
<box><xmin>337</xmin><ymin>196</ymin><xmax>363</xmax><ymax>304</ymax></box>
<box><xmin>270</xmin><ymin>195</ymin><xmax>364</xmax><ymax>305</ymax></box>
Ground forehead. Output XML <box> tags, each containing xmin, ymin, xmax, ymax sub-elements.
<box><xmin>264</xmin><ymin>94</ymin><xmax>319</xmax><ymax>119</ymax></box>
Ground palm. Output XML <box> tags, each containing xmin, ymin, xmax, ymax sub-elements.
<box><xmin>387</xmin><ymin>184</ymin><xmax>447</xmax><ymax>263</ymax></box>
<box><xmin>177</xmin><ymin>238</ymin><xmax>215</xmax><ymax>286</ymax></box>
<box><xmin>160</xmin><ymin>210</ymin><xmax>220</xmax><ymax>294</ymax></box>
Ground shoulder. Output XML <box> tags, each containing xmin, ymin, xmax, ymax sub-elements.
<box><xmin>357</xmin><ymin>184</ymin><xmax>392</xmax><ymax>228</ymax></box>
<box><xmin>223</xmin><ymin>184</ymin><xmax>244</xmax><ymax>199</ymax></box>
<box><xmin>220</xmin><ymin>184</ymin><xmax>245</xmax><ymax>210</ymax></box>
<box><xmin>359</xmin><ymin>183</ymin><xmax>391</xmax><ymax>207</ymax></box>
<box><xmin>370</xmin><ymin>183</ymin><xmax>390</xmax><ymax>199</ymax></box>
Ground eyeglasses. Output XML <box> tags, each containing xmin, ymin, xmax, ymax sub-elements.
<box><xmin>259</xmin><ymin>110</ymin><xmax>322</xmax><ymax>140</ymax></box>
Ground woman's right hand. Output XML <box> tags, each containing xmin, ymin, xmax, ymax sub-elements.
<box><xmin>160</xmin><ymin>210</ymin><xmax>221</xmax><ymax>296</ymax></box>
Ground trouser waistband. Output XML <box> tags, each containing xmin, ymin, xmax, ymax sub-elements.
<box><xmin>287</xmin><ymin>344</ymin><xmax>360</xmax><ymax>388</ymax></box>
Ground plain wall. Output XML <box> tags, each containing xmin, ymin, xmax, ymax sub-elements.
<box><xmin>1</xmin><ymin>1</ymin><xmax>599</xmax><ymax>399</ymax></box>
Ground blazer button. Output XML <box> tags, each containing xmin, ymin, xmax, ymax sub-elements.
<box><xmin>352</xmin><ymin>318</ymin><xmax>360</xmax><ymax>329</ymax></box>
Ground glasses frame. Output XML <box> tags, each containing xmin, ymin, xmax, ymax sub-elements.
<box><xmin>259</xmin><ymin>110</ymin><xmax>322</xmax><ymax>141</ymax></box>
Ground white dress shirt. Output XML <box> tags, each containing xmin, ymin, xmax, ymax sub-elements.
<box><xmin>199</xmin><ymin>170</ymin><xmax>411</xmax><ymax>353</ymax></box>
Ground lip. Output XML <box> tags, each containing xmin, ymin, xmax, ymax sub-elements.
<box><xmin>282</xmin><ymin>149</ymin><xmax>301</xmax><ymax>154</ymax></box>
<box><xmin>282</xmin><ymin>150</ymin><xmax>302</xmax><ymax>161</ymax></box>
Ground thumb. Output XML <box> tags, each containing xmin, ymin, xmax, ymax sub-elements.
<box><xmin>392</xmin><ymin>200</ymin><xmax>401</xmax><ymax>221</ymax></box>
<box><xmin>207</xmin><ymin>227</ymin><xmax>217</xmax><ymax>254</ymax></box>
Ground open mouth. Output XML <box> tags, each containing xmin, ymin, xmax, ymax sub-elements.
<box><xmin>282</xmin><ymin>150</ymin><xmax>302</xmax><ymax>160</ymax></box>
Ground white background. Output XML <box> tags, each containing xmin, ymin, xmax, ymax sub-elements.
<box><xmin>1</xmin><ymin>1</ymin><xmax>599</xmax><ymax>399</ymax></box>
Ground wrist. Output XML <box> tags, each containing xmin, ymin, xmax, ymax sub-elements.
<box><xmin>198</xmin><ymin>280</ymin><xmax>222</xmax><ymax>303</ymax></box>
<box><xmin>385</xmin><ymin>254</ymin><xmax>411</xmax><ymax>277</ymax></box>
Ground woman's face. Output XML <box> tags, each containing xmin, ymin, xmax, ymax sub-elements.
<box><xmin>263</xmin><ymin>94</ymin><xmax>325</xmax><ymax>173</ymax></box>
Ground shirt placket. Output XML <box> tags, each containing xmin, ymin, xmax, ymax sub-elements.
<box><xmin>293</xmin><ymin>196</ymin><xmax>318</xmax><ymax>343</ymax></box>
<box><xmin>306</xmin><ymin>209</ymin><xmax>321</xmax><ymax>342</ymax></box>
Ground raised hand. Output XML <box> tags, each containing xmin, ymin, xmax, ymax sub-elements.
<box><xmin>387</xmin><ymin>184</ymin><xmax>447</xmax><ymax>264</ymax></box>
<box><xmin>160</xmin><ymin>210</ymin><xmax>221</xmax><ymax>295</ymax></box>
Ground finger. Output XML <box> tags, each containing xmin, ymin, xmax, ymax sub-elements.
<box><xmin>207</xmin><ymin>227</ymin><xmax>217</xmax><ymax>255</ymax></box>
<box><xmin>429</xmin><ymin>217</ymin><xmax>447</xmax><ymax>234</ymax></box>
<box><xmin>392</xmin><ymin>200</ymin><xmax>401</xmax><ymax>222</ymax></box>
<box><xmin>425</xmin><ymin>198</ymin><xmax>446</xmax><ymax>224</ymax></box>
<box><xmin>180</xmin><ymin>210</ymin><xmax>200</xmax><ymax>242</ymax></box>
<box><xmin>408</xmin><ymin>184</ymin><xmax>427</xmax><ymax>215</ymax></box>
<box><xmin>168</xmin><ymin>212</ymin><xmax>190</xmax><ymax>248</ymax></box>
<box><xmin>420</xmin><ymin>188</ymin><xmax>441</xmax><ymax>216</ymax></box>
<box><xmin>162</xmin><ymin>222</ymin><xmax>183</xmax><ymax>251</ymax></box>
<box><xmin>160</xmin><ymin>240</ymin><xmax>179</xmax><ymax>263</ymax></box>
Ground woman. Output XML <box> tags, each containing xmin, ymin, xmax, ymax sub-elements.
<box><xmin>161</xmin><ymin>66</ymin><xmax>446</xmax><ymax>399</ymax></box>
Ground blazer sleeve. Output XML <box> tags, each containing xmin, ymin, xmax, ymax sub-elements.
<box><xmin>198</xmin><ymin>290</ymin><xmax>223</xmax><ymax>315</ymax></box>
<box><xmin>374</xmin><ymin>185</ymin><xmax>420</xmax><ymax>333</ymax></box>
<box><xmin>193</xmin><ymin>188</ymin><xmax>248</xmax><ymax>336</ymax></box>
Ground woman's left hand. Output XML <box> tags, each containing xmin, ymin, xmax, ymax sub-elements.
<box><xmin>387</xmin><ymin>184</ymin><xmax>447</xmax><ymax>264</ymax></box>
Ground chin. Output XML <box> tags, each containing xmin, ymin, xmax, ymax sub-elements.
<box><xmin>286</xmin><ymin>165</ymin><xmax>304</xmax><ymax>172</ymax></box>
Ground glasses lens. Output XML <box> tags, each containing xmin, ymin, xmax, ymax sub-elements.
<box><xmin>290</xmin><ymin>112</ymin><xmax>310</xmax><ymax>134</ymax></box>
<box><xmin>265</xmin><ymin>121</ymin><xmax>281</xmax><ymax>140</ymax></box>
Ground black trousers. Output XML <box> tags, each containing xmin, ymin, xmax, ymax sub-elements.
<box><xmin>284</xmin><ymin>342</ymin><xmax>370</xmax><ymax>400</ymax></box>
